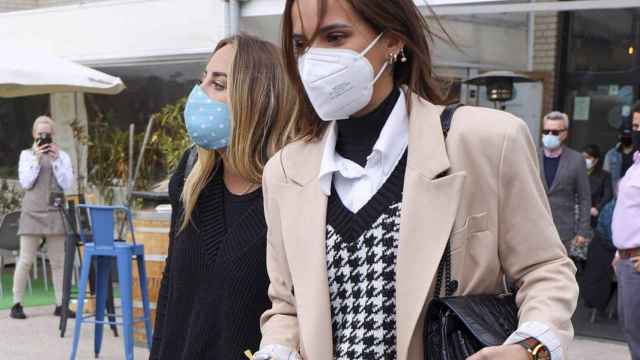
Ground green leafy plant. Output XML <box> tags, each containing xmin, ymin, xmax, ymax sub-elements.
<box><xmin>0</xmin><ymin>179</ymin><xmax>23</xmax><ymax>215</ymax></box>
<box><xmin>0</xmin><ymin>166</ymin><xmax>18</xmax><ymax>179</ymax></box>
<box><xmin>133</xmin><ymin>97</ymin><xmax>190</xmax><ymax>191</ymax></box>
<box><xmin>84</xmin><ymin>98</ymin><xmax>190</xmax><ymax>204</ymax></box>
<box><xmin>86</xmin><ymin>110</ymin><xmax>129</xmax><ymax>204</ymax></box>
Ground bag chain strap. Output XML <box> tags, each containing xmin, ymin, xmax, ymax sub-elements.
<box><xmin>434</xmin><ymin>104</ymin><xmax>463</xmax><ymax>299</ymax></box>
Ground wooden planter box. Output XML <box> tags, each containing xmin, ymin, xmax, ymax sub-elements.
<box><xmin>127</xmin><ymin>210</ymin><xmax>171</xmax><ymax>348</ymax></box>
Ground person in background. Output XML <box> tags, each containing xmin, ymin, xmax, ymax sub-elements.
<box><xmin>11</xmin><ymin>115</ymin><xmax>75</xmax><ymax>320</ymax></box>
<box><xmin>254</xmin><ymin>1</ymin><xmax>578</xmax><ymax>359</ymax></box>
<box><xmin>149</xmin><ymin>34</ymin><xmax>295</xmax><ymax>359</ymax></box>
<box><xmin>582</xmin><ymin>144</ymin><xmax>613</xmax><ymax>229</ymax></box>
<box><xmin>581</xmin><ymin>199</ymin><xmax>617</xmax><ymax>321</ymax></box>
<box><xmin>539</xmin><ymin>111</ymin><xmax>592</xmax><ymax>260</ymax></box>
<box><xmin>604</xmin><ymin>103</ymin><xmax>639</xmax><ymax>191</ymax></box>
<box><xmin>611</xmin><ymin>112</ymin><xmax>640</xmax><ymax>360</ymax></box>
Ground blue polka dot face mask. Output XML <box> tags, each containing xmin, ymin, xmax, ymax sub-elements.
<box><xmin>184</xmin><ymin>85</ymin><xmax>231</xmax><ymax>150</ymax></box>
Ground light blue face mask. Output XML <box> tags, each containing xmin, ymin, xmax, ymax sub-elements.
<box><xmin>184</xmin><ymin>85</ymin><xmax>231</xmax><ymax>150</ymax></box>
<box><xmin>542</xmin><ymin>134</ymin><xmax>562</xmax><ymax>150</ymax></box>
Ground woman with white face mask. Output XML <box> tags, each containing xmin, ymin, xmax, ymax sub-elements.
<box><xmin>149</xmin><ymin>34</ymin><xmax>295</xmax><ymax>360</ymax></box>
<box><xmin>254</xmin><ymin>1</ymin><xmax>578</xmax><ymax>360</ymax></box>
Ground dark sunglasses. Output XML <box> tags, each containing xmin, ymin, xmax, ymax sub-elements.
<box><xmin>542</xmin><ymin>129</ymin><xmax>566</xmax><ymax>136</ymax></box>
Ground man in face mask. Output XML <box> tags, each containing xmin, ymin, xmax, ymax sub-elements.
<box><xmin>604</xmin><ymin>102</ymin><xmax>640</xmax><ymax>191</ymax></box>
<box><xmin>539</xmin><ymin>111</ymin><xmax>592</xmax><ymax>260</ymax></box>
<box><xmin>611</xmin><ymin>107</ymin><xmax>640</xmax><ymax>360</ymax></box>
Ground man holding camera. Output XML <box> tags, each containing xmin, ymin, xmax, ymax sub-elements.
<box><xmin>10</xmin><ymin>115</ymin><xmax>75</xmax><ymax>320</ymax></box>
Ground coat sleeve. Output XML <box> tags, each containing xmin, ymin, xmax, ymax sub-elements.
<box><xmin>602</xmin><ymin>149</ymin><xmax>612</xmax><ymax>173</ymax></box>
<box><xmin>497</xmin><ymin>119</ymin><xmax>578</xmax><ymax>358</ymax></box>
<box><xmin>18</xmin><ymin>150</ymin><xmax>41</xmax><ymax>190</ymax></box>
<box><xmin>259</xmin><ymin>154</ymin><xmax>301</xmax><ymax>352</ymax></box>
<box><xmin>52</xmin><ymin>151</ymin><xmax>74</xmax><ymax>191</ymax></box>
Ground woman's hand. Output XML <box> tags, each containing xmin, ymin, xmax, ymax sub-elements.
<box><xmin>590</xmin><ymin>207</ymin><xmax>599</xmax><ymax>217</ymax></box>
<box><xmin>35</xmin><ymin>143</ymin><xmax>49</xmax><ymax>159</ymax></box>
<box><xmin>574</xmin><ymin>235</ymin><xmax>587</xmax><ymax>247</ymax></box>
<box><xmin>48</xmin><ymin>143</ymin><xmax>60</xmax><ymax>160</ymax></box>
<box><xmin>466</xmin><ymin>344</ymin><xmax>529</xmax><ymax>360</ymax></box>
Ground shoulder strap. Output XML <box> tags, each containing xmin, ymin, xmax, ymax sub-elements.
<box><xmin>440</xmin><ymin>104</ymin><xmax>464</xmax><ymax>140</ymax></box>
<box><xmin>434</xmin><ymin>103</ymin><xmax>463</xmax><ymax>298</ymax></box>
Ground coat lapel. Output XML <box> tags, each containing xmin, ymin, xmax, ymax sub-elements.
<box><xmin>276</xmin><ymin>127</ymin><xmax>335</xmax><ymax>359</ymax></box>
<box><xmin>549</xmin><ymin>148</ymin><xmax>568</xmax><ymax>192</ymax></box>
<box><xmin>395</xmin><ymin>94</ymin><xmax>466</xmax><ymax>360</ymax></box>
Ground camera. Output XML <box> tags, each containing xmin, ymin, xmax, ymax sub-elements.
<box><xmin>36</xmin><ymin>132</ymin><xmax>53</xmax><ymax>152</ymax></box>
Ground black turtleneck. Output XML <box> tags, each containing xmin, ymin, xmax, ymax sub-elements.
<box><xmin>336</xmin><ymin>88</ymin><xmax>401</xmax><ymax>167</ymax></box>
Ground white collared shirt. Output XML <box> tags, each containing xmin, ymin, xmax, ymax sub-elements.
<box><xmin>18</xmin><ymin>149</ymin><xmax>74</xmax><ymax>191</ymax></box>
<box><xmin>318</xmin><ymin>91</ymin><xmax>409</xmax><ymax>213</ymax></box>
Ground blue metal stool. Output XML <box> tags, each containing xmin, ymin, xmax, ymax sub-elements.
<box><xmin>70</xmin><ymin>205</ymin><xmax>152</xmax><ymax>360</ymax></box>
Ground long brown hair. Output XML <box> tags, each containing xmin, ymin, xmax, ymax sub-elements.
<box><xmin>282</xmin><ymin>0</ymin><xmax>449</xmax><ymax>140</ymax></box>
<box><xmin>180</xmin><ymin>34</ymin><xmax>295</xmax><ymax>231</ymax></box>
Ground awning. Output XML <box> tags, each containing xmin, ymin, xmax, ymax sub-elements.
<box><xmin>0</xmin><ymin>45</ymin><xmax>125</xmax><ymax>98</ymax></box>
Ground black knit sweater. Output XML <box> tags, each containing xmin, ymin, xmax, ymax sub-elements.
<box><xmin>150</xmin><ymin>150</ymin><xmax>270</xmax><ymax>360</ymax></box>
<box><xmin>336</xmin><ymin>87</ymin><xmax>400</xmax><ymax>167</ymax></box>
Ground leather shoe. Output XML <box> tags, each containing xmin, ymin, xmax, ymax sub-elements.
<box><xmin>10</xmin><ymin>303</ymin><xmax>27</xmax><ymax>319</ymax></box>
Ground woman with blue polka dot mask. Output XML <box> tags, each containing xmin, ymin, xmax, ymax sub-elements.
<box><xmin>150</xmin><ymin>34</ymin><xmax>295</xmax><ymax>360</ymax></box>
<box><xmin>184</xmin><ymin>84</ymin><xmax>232</xmax><ymax>150</ymax></box>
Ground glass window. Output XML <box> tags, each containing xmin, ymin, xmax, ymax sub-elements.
<box><xmin>567</xmin><ymin>9</ymin><xmax>638</xmax><ymax>73</ymax></box>
<box><xmin>564</xmin><ymin>85</ymin><xmax>634</xmax><ymax>152</ymax></box>
<box><xmin>562</xmin><ymin>9</ymin><xmax>640</xmax><ymax>152</ymax></box>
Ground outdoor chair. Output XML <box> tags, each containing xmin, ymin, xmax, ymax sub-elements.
<box><xmin>70</xmin><ymin>205</ymin><xmax>151</xmax><ymax>360</ymax></box>
<box><xmin>0</xmin><ymin>211</ymin><xmax>34</xmax><ymax>298</ymax></box>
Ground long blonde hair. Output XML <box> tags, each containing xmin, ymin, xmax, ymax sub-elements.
<box><xmin>180</xmin><ymin>34</ymin><xmax>296</xmax><ymax>231</ymax></box>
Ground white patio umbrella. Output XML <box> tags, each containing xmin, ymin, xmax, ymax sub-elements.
<box><xmin>0</xmin><ymin>46</ymin><xmax>125</xmax><ymax>98</ymax></box>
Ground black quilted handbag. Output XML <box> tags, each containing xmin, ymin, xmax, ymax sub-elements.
<box><xmin>424</xmin><ymin>105</ymin><xmax>519</xmax><ymax>360</ymax></box>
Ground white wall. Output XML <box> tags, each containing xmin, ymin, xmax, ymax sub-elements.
<box><xmin>0</xmin><ymin>0</ymin><xmax>36</xmax><ymax>12</ymax></box>
<box><xmin>0</xmin><ymin>0</ymin><xmax>226</xmax><ymax>64</ymax></box>
<box><xmin>1</xmin><ymin>0</ymin><xmax>526</xmax><ymax>70</ymax></box>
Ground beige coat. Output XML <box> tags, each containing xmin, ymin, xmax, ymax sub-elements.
<box><xmin>260</xmin><ymin>92</ymin><xmax>578</xmax><ymax>360</ymax></box>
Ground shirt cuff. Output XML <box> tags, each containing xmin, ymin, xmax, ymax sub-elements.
<box><xmin>504</xmin><ymin>321</ymin><xmax>563</xmax><ymax>360</ymax></box>
<box><xmin>256</xmin><ymin>344</ymin><xmax>301</xmax><ymax>360</ymax></box>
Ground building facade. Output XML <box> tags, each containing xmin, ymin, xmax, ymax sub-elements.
<box><xmin>1</xmin><ymin>0</ymin><xmax>637</xmax><ymax>184</ymax></box>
